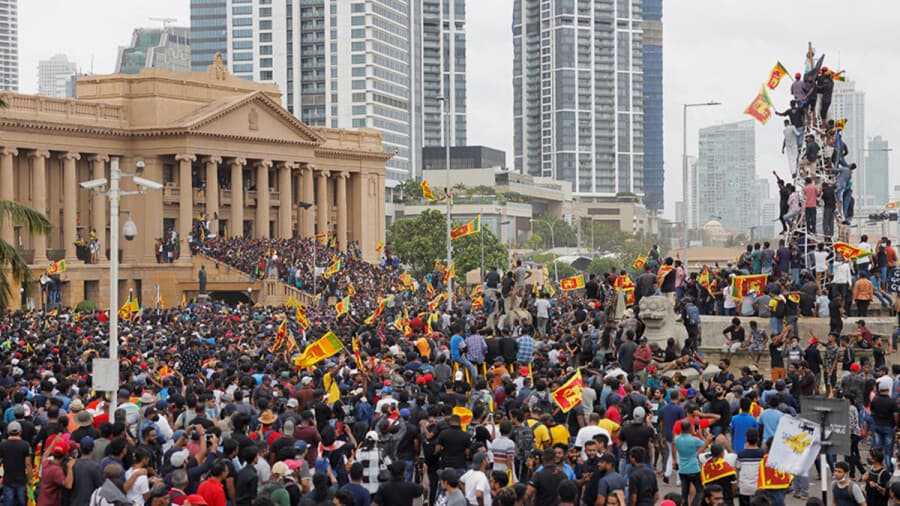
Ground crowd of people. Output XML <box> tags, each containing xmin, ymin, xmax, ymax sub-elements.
<box><xmin>1</xmin><ymin>228</ymin><xmax>900</xmax><ymax>506</ymax></box>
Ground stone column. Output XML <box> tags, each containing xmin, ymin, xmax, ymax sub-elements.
<box><xmin>336</xmin><ymin>171</ymin><xmax>349</xmax><ymax>249</ymax></box>
<box><xmin>61</xmin><ymin>152</ymin><xmax>81</xmax><ymax>262</ymax></box>
<box><xmin>203</xmin><ymin>156</ymin><xmax>222</xmax><ymax>233</ymax></box>
<box><xmin>30</xmin><ymin>150</ymin><xmax>50</xmax><ymax>265</ymax></box>
<box><xmin>316</xmin><ymin>168</ymin><xmax>331</xmax><ymax>235</ymax></box>
<box><xmin>0</xmin><ymin>148</ymin><xmax>18</xmax><ymax>246</ymax></box>
<box><xmin>88</xmin><ymin>155</ymin><xmax>109</xmax><ymax>261</ymax></box>
<box><xmin>301</xmin><ymin>164</ymin><xmax>315</xmax><ymax>237</ymax></box>
<box><xmin>175</xmin><ymin>154</ymin><xmax>196</xmax><ymax>262</ymax></box>
<box><xmin>230</xmin><ymin>158</ymin><xmax>246</xmax><ymax>238</ymax></box>
<box><xmin>255</xmin><ymin>160</ymin><xmax>272</xmax><ymax>238</ymax></box>
<box><xmin>277</xmin><ymin>162</ymin><xmax>293</xmax><ymax>239</ymax></box>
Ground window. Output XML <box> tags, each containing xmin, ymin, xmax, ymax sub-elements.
<box><xmin>351</xmin><ymin>3</ymin><xmax>365</xmax><ymax>12</ymax></box>
<box><xmin>352</xmin><ymin>80</ymin><xmax>366</xmax><ymax>89</ymax></box>
<box><xmin>351</xmin><ymin>28</ymin><xmax>366</xmax><ymax>38</ymax></box>
<box><xmin>233</xmin><ymin>63</ymin><xmax>253</xmax><ymax>73</ymax></box>
<box><xmin>259</xmin><ymin>32</ymin><xmax>272</xmax><ymax>42</ymax></box>
<box><xmin>259</xmin><ymin>7</ymin><xmax>271</xmax><ymax>16</ymax></box>
<box><xmin>233</xmin><ymin>17</ymin><xmax>252</xmax><ymax>26</ymax></box>
<box><xmin>259</xmin><ymin>19</ymin><xmax>272</xmax><ymax>30</ymax></box>
<box><xmin>352</xmin><ymin>105</ymin><xmax>366</xmax><ymax>114</ymax></box>
<box><xmin>351</xmin><ymin>41</ymin><xmax>365</xmax><ymax>51</ymax></box>
<box><xmin>259</xmin><ymin>45</ymin><xmax>272</xmax><ymax>55</ymax></box>
<box><xmin>233</xmin><ymin>52</ymin><xmax>253</xmax><ymax>61</ymax></box>
<box><xmin>260</xmin><ymin>58</ymin><xmax>272</xmax><ymax>68</ymax></box>
<box><xmin>260</xmin><ymin>70</ymin><xmax>273</xmax><ymax>80</ymax></box>
<box><xmin>232</xmin><ymin>5</ymin><xmax>251</xmax><ymax>15</ymax></box>
<box><xmin>352</xmin><ymin>16</ymin><xmax>365</xmax><ymax>25</ymax></box>
<box><xmin>233</xmin><ymin>29</ymin><xmax>252</xmax><ymax>38</ymax></box>
<box><xmin>233</xmin><ymin>40</ymin><xmax>252</xmax><ymax>49</ymax></box>
<box><xmin>352</xmin><ymin>67</ymin><xmax>366</xmax><ymax>77</ymax></box>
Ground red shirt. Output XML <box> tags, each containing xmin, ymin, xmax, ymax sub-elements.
<box><xmin>803</xmin><ymin>183</ymin><xmax>820</xmax><ymax>208</ymax></box>
<box><xmin>671</xmin><ymin>417</ymin><xmax>711</xmax><ymax>436</ymax></box>
<box><xmin>197</xmin><ymin>478</ymin><xmax>227</xmax><ymax>506</ymax></box>
<box><xmin>36</xmin><ymin>459</ymin><xmax>66</xmax><ymax>506</ymax></box>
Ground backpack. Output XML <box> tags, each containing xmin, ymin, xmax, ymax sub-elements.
<box><xmin>258</xmin><ymin>482</ymin><xmax>284</xmax><ymax>502</ymax></box>
<box><xmin>529</xmin><ymin>391</ymin><xmax>555</xmax><ymax>415</ymax></box>
<box><xmin>513</xmin><ymin>422</ymin><xmax>537</xmax><ymax>459</ymax></box>
<box><xmin>685</xmin><ymin>304</ymin><xmax>701</xmax><ymax>326</ymax></box>
<box><xmin>772</xmin><ymin>298</ymin><xmax>786</xmax><ymax>319</ymax></box>
<box><xmin>620</xmin><ymin>394</ymin><xmax>637</xmax><ymax>423</ymax></box>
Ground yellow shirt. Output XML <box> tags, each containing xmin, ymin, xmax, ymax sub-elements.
<box><xmin>548</xmin><ymin>424</ymin><xmax>571</xmax><ymax>447</ymax></box>
<box><xmin>598</xmin><ymin>419</ymin><xmax>620</xmax><ymax>435</ymax></box>
<box><xmin>527</xmin><ymin>419</ymin><xmax>551</xmax><ymax>451</ymax></box>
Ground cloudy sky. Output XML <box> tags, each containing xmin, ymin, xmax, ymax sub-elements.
<box><xmin>20</xmin><ymin>1</ymin><xmax>899</xmax><ymax>220</ymax></box>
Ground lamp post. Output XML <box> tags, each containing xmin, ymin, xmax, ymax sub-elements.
<box><xmin>682</xmin><ymin>101</ymin><xmax>721</xmax><ymax>271</ymax></box>
<box><xmin>80</xmin><ymin>156</ymin><xmax>161</xmax><ymax>418</ymax></box>
<box><xmin>531</xmin><ymin>218</ymin><xmax>558</xmax><ymax>282</ymax></box>
<box><xmin>438</xmin><ymin>96</ymin><xmax>453</xmax><ymax>310</ymax></box>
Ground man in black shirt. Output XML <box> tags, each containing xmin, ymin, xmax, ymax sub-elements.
<box><xmin>619</xmin><ymin>407</ymin><xmax>655</xmax><ymax>466</ymax></box>
<box><xmin>628</xmin><ymin>447</ymin><xmax>659</xmax><ymax>506</ymax></box>
<box><xmin>0</xmin><ymin>421</ymin><xmax>31</xmax><ymax>505</ymax></box>
<box><xmin>634</xmin><ymin>265</ymin><xmax>657</xmax><ymax>307</ymax></box>
<box><xmin>585</xmin><ymin>274</ymin><xmax>600</xmax><ymax>300</ymax></box>
<box><xmin>870</xmin><ymin>383</ymin><xmax>899</xmax><ymax>472</ymax></box>
<box><xmin>527</xmin><ymin>449</ymin><xmax>566</xmax><ymax>506</ymax></box>
<box><xmin>373</xmin><ymin>461</ymin><xmax>425</xmax><ymax>506</ymax></box>
<box><xmin>435</xmin><ymin>415</ymin><xmax>471</xmax><ymax>474</ymax></box>
<box><xmin>579</xmin><ymin>440</ymin><xmax>603</xmax><ymax>506</ymax></box>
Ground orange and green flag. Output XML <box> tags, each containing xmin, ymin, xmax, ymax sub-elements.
<box><xmin>451</xmin><ymin>216</ymin><xmax>482</xmax><ymax>240</ymax></box>
<box><xmin>443</xmin><ymin>261</ymin><xmax>455</xmax><ymax>284</ymax></box>
<box><xmin>698</xmin><ymin>266</ymin><xmax>711</xmax><ymax>291</ymax></box>
<box><xmin>364</xmin><ymin>297</ymin><xmax>386</xmax><ymax>325</ymax></box>
<box><xmin>46</xmin><ymin>259</ymin><xmax>66</xmax><ymax>276</ymax></box>
<box><xmin>559</xmin><ymin>274</ymin><xmax>585</xmax><ymax>291</ymax></box>
<box><xmin>551</xmin><ymin>370</ymin><xmax>583</xmax><ymax>413</ymax></box>
<box><xmin>632</xmin><ymin>255</ymin><xmax>647</xmax><ymax>270</ymax></box>
<box><xmin>730</xmin><ymin>274</ymin><xmax>768</xmax><ymax>300</ymax></box>
<box><xmin>294</xmin><ymin>331</ymin><xmax>345</xmax><ymax>369</ymax></box>
<box><xmin>324</xmin><ymin>258</ymin><xmax>342</xmax><ymax>279</ymax></box>
<box><xmin>335</xmin><ymin>295</ymin><xmax>350</xmax><ymax>317</ymax></box>
<box><xmin>766</xmin><ymin>61</ymin><xmax>790</xmax><ymax>89</ymax></box>
<box><xmin>745</xmin><ymin>85</ymin><xmax>774</xmax><ymax>124</ymax></box>
<box><xmin>295</xmin><ymin>304</ymin><xmax>310</xmax><ymax>330</ymax></box>
<box><xmin>421</xmin><ymin>180</ymin><xmax>436</xmax><ymax>200</ymax></box>
<box><xmin>833</xmin><ymin>242</ymin><xmax>873</xmax><ymax>260</ymax></box>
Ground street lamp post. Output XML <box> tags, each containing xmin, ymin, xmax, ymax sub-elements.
<box><xmin>438</xmin><ymin>96</ymin><xmax>453</xmax><ymax>311</ymax></box>
<box><xmin>682</xmin><ymin>101</ymin><xmax>721</xmax><ymax>271</ymax></box>
<box><xmin>80</xmin><ymin>156</ymin><xmax>161</xmax><ymax>418</ymax></box>
<box><xmin>531</xmin><ymin>218</ymin><xmax>558</xmax><ymax>282</ymax></box>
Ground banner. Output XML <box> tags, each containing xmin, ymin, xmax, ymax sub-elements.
<box><xmin>632</xmin><ymin>255</ymin><xmax>647</xmax><ymax>270</ymax></box>
<box><xmin>294</xmin><ymin>331</ymin><xmax>345</xmax><ymax>369</ymax></box>
<box><xmin>766</xmin><ymin>61</ymin><xmax>790</xmax><ymax>89</ymax></box>
<box><xmin>118</xmin><ymin>295</ymin><xmax>134</xmax><ymax>320</ymax></box>
<box><xmin>730</xmin><ymin>274</ymin><xmax>768</xmax><ymax>300</ymax></box>
<box><xmin>701</xmin><ymin>458</ymin><xmax>737</xmax><ymax>485</ymax></box>
<box><xmin>335</xmin><ymin>295</ymin><xmax>350</xmax><ymax>317</ymax></box>
<box><xmin>451</xmin><ymin>216</ymin><xmax>482</xmax><ymax>240</ymax></box>
<box><xmin>46</xmin><ymin>259</ymin><xmax>66</xmax><ymax>276</ymax></box>
<box><xmin>559</xmin><ymin>274</ymin><xmax>585</xmax><ymax>291</ymax></box>
<box><xmin>551</xmin><ymin>370</ymin><xmax>583</xmax><ymax>413</ymax></box>
<box><xmin>421</xmin><ymin>180</ymin><xmax>436</xmax><ymax>200</ymax></box>
<box><xmin>698</xmin><ymin>266</ymin><xmax>711</xmax><ymax>292</ymax></box>
<box><xmin>766</xmin><ymin>416</ymin><xmax>821</xmax><ymax>476</ymax></box>
<box><xmin>757</xmin><ymin>455</ymin><xmax>793</xmax><ymax>490</ymax></box>
<box><xmin>744</xmin><ymin>85</ymin><xmax>774</xmax><ymax>124</ymax></box>
<box><xmin>833</xmin><ymin>242</ymin><xmax>873</xmax><ymax>260</ymax></box>
<box><xmin>614</xmin><ymin>275</ymin><xmax>635</xmax><ymax>307</ymax></box>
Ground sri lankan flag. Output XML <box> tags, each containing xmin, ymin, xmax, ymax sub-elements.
<box><xmin>315</xmin><ymin>232</ymin><xmax>327</xmax><ymax>246</ymax></box>
<box><xmin>286</xmin><ymin>294</ymin><xmax>298</xmax><ymax>308</ymax></box>
<box><xmin>657</xmin><ymin>265</ymin><xmax>674</xmax><ymax>286</ymax></box>
<box><xmin>364</xmin><ymin>297</ymin><xmax>386</xmax><ymax>325</ymax></box>
<box><xmin>118</xmin><ymin>295</ymin><xmax>135</xmax><ymax>320</ymax></box>
<box><xmin>375</xmin><ymin>241</ymin><xmax>384</xmax><ymax>252</ymax></box>
<box><xmin>347</xmin><ymin>282</ymin><xmax>357</xmax><ymax>297</ymax></box>
<box><xmin>745</xmin><ymin>85</ymin><xmax>774</xmax><ymax>124</ymax></box>
<box><xmin>615</xmin><ymin>274</ymin><xmax>636</xmax><ymax>307</ymax></box>
<box><xmin>730</xmin><ymin>274</ymin><xmax>768</xmax><ymax>300</ymax></box>
<box><xmin>450</xmin><ymin>216</ymin><xmax>481</xmax><ymax>240</ymax></box>
<box><xmin>443</xmin><ymin>261</ymin><xmax>455</xmax><ymax>284</ymax></box>
<box><xmin>294</xmin><ymin>331</ymin><xmax>345</xmax><ymax>368</ymax></box>
<box><xmin>425</xmin><ymin>281</ymin><xmax>436</xmax><ymax>298</ymax></box>
<box><xmin>833</xmin><ymin>242</ymin><xmax>873</xmax><ymax>260</ymax></box>
<box><xmin>766</xmin><ymin>61</ymin><xmax>790</xmax><ymax>90</ymax></box>
<box><xmin>701</xmin><ymin>458</ymin><xmax>737</xmax><ymax>485</ymax></box>
<box><xmin>335</xmin><ymin>295</ymin><xmax>350</xmax><ymax>317</ymax></box>
<box><xmin>551</xmin><ymin>370</ymin><xmax>583</xmax><ymax>413</ymax></box>
<box><xmin>399</xmin><ymin>273</ymin><xmax>416</xmax><ymax>290</ymax></box>
<box><xmin>46</xmin><ymin>259</ymin><xmax>66</xmax><ymax>276</ymax></box>
<box><xmin>757</xmin><ymin>455</ymin><xmax>792</xmax><ymax>489</ymax></box>
<box><xmin>295</xmin><ymin>304</ymin><xmax>310</xmax><ymax>330</ymax></box>
<box><xmin>698</xmin><ymin>266</ymin><xmax>711</xmax><ymax>291</ymax></box>
<box><xmin>421</xmin><ymin>180</ymin><xmax>436</xmax><ymax>200</ymax></box>
<box><xmin>324</xmin><ymin>258</ymin><xmax>342</xmax><ymax>279</ymax></box>
<box><xmin>471</xmin><ymin>284</ymin><xmax>483</xmax><ymax>297</ymax></box>
<box><xmin>181</xmin><ymin>293</ymin><xmax>187</xmax><ymax>309</ymax></box>
<box><xmin>632</xmin><ymin>255</ymin><xmax>647</xmax><ymax>270</ymax></box>
<box><xmin>269</xmin><ymin>319</ymin><xmax>289</xmax><ymax>353</ymax></box>
<box><xmin>428</xmin><ymin>293</ymin><xmax>447</xmax><ymax>313</ymax></box>
<box><xmin>471</xmin><ymin>295</ymin><xmax>484</xmax><ymax>310</ymax></box>
<box><xmin>351</xmin><ymin>336</ymin><xmax>366</xmax><ymax>371</ymax></box>
<box><xmin>559</xmin><ymin>274</ymin><xmax>585</xmax><ymax>291</ymax></box>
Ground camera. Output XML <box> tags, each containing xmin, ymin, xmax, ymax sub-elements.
<box><xmin>122</xmin><ymin>217</ymin><xmax>138</xmax><ymax>241</ymax></box>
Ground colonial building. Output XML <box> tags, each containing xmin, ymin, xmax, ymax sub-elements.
<box><xmin>0</xmin><ymin>57</ymin><xmax>388</xmax><ymax>308</ymax></box>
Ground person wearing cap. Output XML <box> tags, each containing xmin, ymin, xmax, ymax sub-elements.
<box><xmin>37</xmin><ymin>440</ymin><xmax>69</xmax><ymax>506</ymax></box>
<box><xmin>460</xmin><ymin>452</ymin><xmax>491</xmax><ymax>506</ymax></box>
<box><xmin>869</xmin><ymin>378</ymin><xmax>898</xmax><ymax>473</ymax></box>
<box><xmin>257</xmin><ymin>461</ymin><xmax>291</xmax><ymax>506</ymax></box>
<box><xmin>619</xmin><ymin>406</ymin><xmax>655</xmax><ymax>479</ymax></box>
<box><xmin>68</xmin><ymin>436</ymin><xmax>104</xmax><ymax>506</ymax></box>
<box><xmin>356</xmin><ymin>430</ymin><xmax>388</xmax><ymax>495</ymax></box>
<box><xmin>372</xmin><ymin>461</ymin><xmax>424</xmax><ymax>506</ymax></box>
<box><xmin>0</xmin><ymin>421</ymin><xmax>32</xmax><ymax>506</ymax></box>
<box><xmin>851</xmin><ymin>319</ymin><xmax>875</xmax><ymax>348</ymax></box>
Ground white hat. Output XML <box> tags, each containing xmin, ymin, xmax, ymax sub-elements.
<box><xmin>877</xmin><ymin>376</ymin><xmax>893</xmax><ymax>392</ymax></box>
<box><xmin>170</xmin><ymin>449</ymin><xmax>190</xmax><ymax>468</ymax></box>
<box><xmin>365</xmin><ymin>431</ymin><xmax>379</xmax><ymax>442</ymax></box>
<box><xmin>454</xmin><ymin>370</ymin><xmax>464</xmax><ymax>381</ymax></box>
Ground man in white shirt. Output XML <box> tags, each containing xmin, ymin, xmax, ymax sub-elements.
<box><xmin>534</xmin><ymin>293</ymin><xmax>552</xmax><ymax>337</ymax></box>
<box><xmin>813</xmin><ymin>243</ymin><xmax>829</xmax><ymax>288</ymax></box>
<box><xmin>460</xmin><ymin>452</ymin><xmax>491</xmax><ymax>506</ymax></box>
<box><xmin>858</xmin><ymin>234</ymin><xmax>872</xmax><ymax>276</ymax></box>
<box><xmin>124</xmin><ymin>447</ymin><xmax>153</xmax><ymax>506</ymax></box>
<box><xmin>574</xmin><ymin>413</ymin><xmax>611</xmax><ymax>459</ymax></box>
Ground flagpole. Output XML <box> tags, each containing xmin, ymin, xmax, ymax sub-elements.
<box><xmin>480</xmin><ymin>215</ymin><xmax>485</xmax><ymax>284</ymax></box>
<box><xmin>440</xmin><ymin>95</ymin><xmax>453</xmax><ymax>312</ymax></box>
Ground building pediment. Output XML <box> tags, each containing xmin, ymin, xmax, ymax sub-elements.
<box><xmin>171</xmin><ymin>91</ymin><xmax>325</xmax><ymax>145</ymax></box>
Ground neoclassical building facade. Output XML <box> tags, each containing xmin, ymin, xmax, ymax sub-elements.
<box><xmin>0</xmin><ymin>60</ymin><xmax>388</xmax><ymax>308</ymax></box>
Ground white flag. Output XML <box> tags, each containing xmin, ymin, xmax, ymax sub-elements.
<box><xmin>767</xmin><ymin>415</ymin><xmax>821</xmax><ymax>476</ymax></box>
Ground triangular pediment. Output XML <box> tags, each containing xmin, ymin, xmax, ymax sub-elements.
<box><xmin>176</xmin><ymin>91</ymin><xmax>324</xmax><ymax>145</ymax></box>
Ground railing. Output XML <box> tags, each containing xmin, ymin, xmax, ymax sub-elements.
<box><xmin>262</xmin><ymin>279</ymin><xmax>316</xmax><ymax>307</ymax></box>
<box><xmin>0</xmin><ymin>93</ymin><xmax>126</xmax><ymax>121</ymax></box>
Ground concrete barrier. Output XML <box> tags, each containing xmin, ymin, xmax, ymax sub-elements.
<box><xmin>697</xmin><ymin>315</ymin><xmax>895</xmax><ymax>348</ymax></box>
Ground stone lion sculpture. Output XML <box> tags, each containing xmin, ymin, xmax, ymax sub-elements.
<box><xmin>637</xmin><ymin>295</ymin><xmax>688</xmax><ymax>349</ymax></box>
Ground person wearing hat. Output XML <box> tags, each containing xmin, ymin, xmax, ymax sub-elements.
<box><xmin>257</xmin><ymin>461</ymin><xmax>292</xmax><ymax>505</ymax></box>
<box><xmin>68</xmin><ymin>436</ymin><xmax>104</xmax><ymax>506</ymax></box>
<box><xmin>0</xmin><ymin>421</ymin><xmax>32</xmax><ymax>505</ymax></box>
<box><xmin>38</xmin><ymin>441</ymin><xmax>70</xmax><ymax>506</ymax></box>
<box><xmin>356</xmin><ymin>430</ymin><xmax>388</xmax><ymax>495</ymax></box>
<box><xmin>437</xmin><ymin>468</ymin><xmax>466</xmax><ymax>506</ymax></box>
<box><xmin>372</xmin><ymin>461</ymin><xmax>424</xmax><ymax>506</ymax></box>
<box><xmin>71</xmin><ymin>408</ymin><xmax>100</xmax><ymax>442</ymax></box>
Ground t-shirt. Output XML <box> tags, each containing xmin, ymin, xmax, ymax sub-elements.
<box><xmin>736</xmin><ymin>447</ymin><xmax>766</xmax><ymax>496</ymax></box>
<box><xmin>514</xmin><ymin>266</ymin><xmax>527</xmax><ymax>286</ymax></box>
<box><xmin>535</xmin><ymin>298</ymin><xmax>551</xmax><ymax>318</ymax></box>
<box><xmin>70</xmin><ymin>458</ymin><xmax>104</xmax><ymax>506</ymax></box>
<box><xmin>723</xmin><ymin>326</ymin><xmax>745</xmax><ymax>342</ymax></box>
<box><xmin>671</xmin><ymin>417</ymin><xmax>711</xmax><ymax>437</ymax></box>
<box><xmin>674</xmin><ymin>434</ymin><xmax>704</xmax><ymax>474</ymax></box>
<box><xmin>125</xmin><ymin>468</ymin><xmax>151</xmax><ymax>506</ymax></box>
<box><xmin>489</xmin><ymin>436</ymin><xmax>516</xmax><ymax>472</ymax></box>
<box><xmin>759</xmin><ymin>409</ymin><xmax>783</xmax><ymax>442</ymax></box>
<box><xmin>619</xmin><ymin>422</ymin><xmax>655</xmax><ymax>452</ymax></box>
<box><xmin>814</xmin><ymin>251</ymin><xmax>829</xmax><ymax>272</ymax></box>
<box><xmin>373</xmin><ymin>480</ymin><xmax>424</xmax><ymax>506</ymax></box>
<box><xmin>628</xmin><ymin>466</ymin><xmax>658</xmax><ymax>506</ymax></box>
<box><xmin>443</xmin><ymin>489</ymin><xmax>468</xmax><ymax>506</ymax></box>
<box><xmin>529</xmin><ymin>465</ymin><xmax>566</xmax><ymax>506</ymax></box>
<box><xmin>659</xmin><ymin>403</ymin><xmax>686</xmax><ymax>442</ymax></box>
<box><xmin>870</xmin><ymin>395</ymin><xmax>898</xmax><ymax>427</ymax></box>
<box><xmin>436</xmin><ymin>427</ymin><xmax>471</xmax><ymax>469</ymax></box>
<box><xmin>729</xmin><ymin>413</ymin><xmax>759</xmax><ymax>453</ymax></box>
<box><xmin>460</xmin><ymin>470</ymin><xmax>491</xmax><ymax>506</ymax></box>
<box><xmin>0</xmin><ymin>439</ymin><xmax>31</xmax><ymax>485</ymax></box>
<box><xmin>596</xmin><ymin>470</ymin><xmax>627</xmax><ymax>500</ymax></box>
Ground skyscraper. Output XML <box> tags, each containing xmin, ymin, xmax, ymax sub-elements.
<box><xmin>0</xmin><ymin>0</ymin><xmax>17</xmax><ymax>91</ymax></box>
<box><xmin>865</xmin><ymin>136</ymin><xmax>890</xmax><ymax>206</ymax></box>
<box><xmin>116</xmin><ymin>26</ymin><xmax>191</xmax><ymax>74</ymax></box>
<box><xmin>37</xmin><ymin>54</ymin><xmax>77</xmax><ymax>98</ymax></box>
<box><xmin>188</xmin><ymin>0</ymin><xmax>466</xmax><ymax>183</ymax></box>
<box><xmin>513</xmin><ymin>0</ymin><xmax>644</xmax><ymax>197</ymax></box>
<box><xmin>831</xmin><ymin>80</ymin><xmax>866</xmax><ymax>201</ymax></box>
<box><xmin>641</xmin><ymin>0</ymin><xmax>663</xmax><ymax>211</ymax></box>
<box><xmin>695</xmin><ymin>120</ymin><xmax>755</xmax><ymax>233</ymax></box>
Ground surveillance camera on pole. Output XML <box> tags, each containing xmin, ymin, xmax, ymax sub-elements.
<box><xmin>79</xmin><ymin>178</ymin><xmax>108</xmax><ymax>190</ymax></box>
<box><xmin>133</xmin><ymin>176</ymin><xmax>163</xmax><ymax>191</ymax></box>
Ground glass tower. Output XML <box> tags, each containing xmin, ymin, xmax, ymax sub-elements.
<box><xmin>641</xmin><ymin>0</ymin><xmax>663</xmax><ymax>210</ymax></box>
<box><xmin>0</xmin><ymin>0</ymin><xmax>17</xmax><ymax>91</ymax></box>
<box><xmin>695</xmin><ymin>120</ymin><xmax>756</xmax><ymax>233</ymax></box>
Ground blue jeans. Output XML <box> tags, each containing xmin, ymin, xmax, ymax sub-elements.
<box><xmin>792</xmin><ymin>472</ymin><xmax>809</xmax><ymax>497</ymax></box>
<box><xmin>454</xmin><ymin>356</ymin><xmax>477</xmax><ymax>381</ymax></box>
<box><xmin>2</xmin><ymin>484</ymin><xmax>27</xmax><ymax>506</ymax></box>
<box><xmin>873</xmin><ymin>424</ymin><xmax>895</xmax><ymax>472</ymax></box>
<box><xmin>880</xmin><ymin>267</ymin><xmax>889</xmax><ymax>289</ymax></box>
<box><xmin>404</xmin><ymin>459</ymin><xmax>416</xmax><ymax>482</ymax></box>
<box><xmin>770</xmin><ymin>316</ymin><xmax>784</xmax><ymax>337</ymax></box>
<box><xmin>765</xmin><ymin>489</ymin><xmax>787</xmax><ymax>506</ymax></box>
<box><xmin>791</xmin><ymin>268</ymin><xmax>801</xmax><ymax>285</ymax></box>
<box><xmin>724</xmin><ymin>307</ymin><xmax>735</xmax><ymax>316</ymax></box>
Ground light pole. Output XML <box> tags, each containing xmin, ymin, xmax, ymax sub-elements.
<box><xmin>80</xmin><ymin>156</ymin><xmax>161</xmax><ymax>417</ymax></box>
<box><xmin>438</xmin><ymin>96</ymin><xmax>453</xmax><ymax>310</ymax></box>
<box><xmin>531</xmin><ymin>218</ymin><xmax>558</xmax><ymax>282</ymax></box>
<box><xmin>682</xmin><ymin>101</ymin><xmax>721</xmax><ymax>271</ymax></box>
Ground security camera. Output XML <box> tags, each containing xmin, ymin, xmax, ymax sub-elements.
<box><xmin>135</xmin><ymin>160</ymin><xmax>145</xmax><ymax>174</ymax></box>
<box><xmin>133</xmin><ymin>176</ymin><xmax>163</xmax><ymax>190</ymax></box>
<box><xmin>79</xmin><ymin>178</ymin><xmax>108</xmax><ymax>190</ymax></box>
<box><xmin>122</xmin><ymin>217</ymin><xmax>138</xmax><ymax>241</ymax></box>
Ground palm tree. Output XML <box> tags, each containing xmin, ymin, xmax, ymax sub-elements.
<box><xmin>0</xmin><ymin>201</ymin><xmax>51</xmax><ymax>309</ymax></box>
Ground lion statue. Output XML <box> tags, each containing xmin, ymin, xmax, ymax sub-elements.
<box><xmin>637</xmin><ymin>295</ymin><xmax>688</xmax><ymax>349</ymax></box>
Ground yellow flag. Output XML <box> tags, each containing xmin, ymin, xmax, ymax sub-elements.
<box><xmin>335</xmin><ymin>295</ymin><xmax>351</xmax><ymax>317</ymax></box>
<box><xmin>295</xmin><ymin>304</ymin><xmax>310</xmax><ymax>330</ymax></box>
<box><xmin>347</xmin><ymin>282</ymin><xmax>357</xmax><ymax>297</ymax></box>
<box><xmin>551</xmin><ymin>370</ymin><xmax>583</xmax><ymax>413</ymax></box>
<box><xmin>294</xmin><ymin>331</ymin><xmax>345</xmax><ymax>369</ymax></box>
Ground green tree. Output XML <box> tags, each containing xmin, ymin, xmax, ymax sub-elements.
<box><xmin>531</xmin><ymin>214</ymin><xmax>576</xmax><ymax>249</ymax></box>
<box><xmin>0</xmin><ymin>201</ymin><xmax>52</xmax><ymax>308</ymax></box>
<box><xmin>452</xmin><ymin>228</ymin><xmax>508</xmax><ymax>283</ymax></box>
<box><xmin>616</xmin><ymin>237</ymin><xmax>656</xmax><ymax>274</ymax></box>
<box><xmin>588</xmin><ymin>257</ymin><xmax>619</xmax><ymax>277</ymax></box>
<box><xmin>548</xmin><ymin>261</ymin><xmax>576</xmax><ymax>280</ymax></box>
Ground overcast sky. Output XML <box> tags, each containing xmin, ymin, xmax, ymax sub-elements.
<box><xmin>20</xmin><ymin>1</ymin><xmax>899</xmax><ymax>220</ymax></box>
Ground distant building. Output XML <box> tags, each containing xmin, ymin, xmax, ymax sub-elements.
<box><xmin>695</xmin><ymin>120</ymin><xmax>755</xmax><ymax>234</ymax></box>
<box><xmin>642</xmin><ymin>0</ymin><xmax>664</xmax><ymax>211</ymax></box>
<box><xmin>37</xmin><ymin>54</ymin><xmax>78</xmax><ymax>98</ymax></box>
<box><xmin>0</xmin><ymin>0</ymin><xmax>17</xmax><ymax>91</ymax></box>
<box><xmin>831</xmin><ymin>81</ymin><xmax>866</xmax><ymax>202</ymax></box>
<box><xmin>115</xmin><ymin>26</ymin><xmax>191</xmax><ymax>74</ymax></box>
<box><xmin>865</xmin><ymin>136</ymin><xmax>890</xmax><ymax>206</ymax></box>
<box><xmin>422</xmin><ymin>145</ymin><xmax>505</xmax><ymax>171</ymax></box>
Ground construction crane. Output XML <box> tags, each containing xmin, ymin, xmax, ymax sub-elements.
<box><xmin>149</xmin><ymin>17</ymin><xmax>178</xmax><ymax>28</ymax></box>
